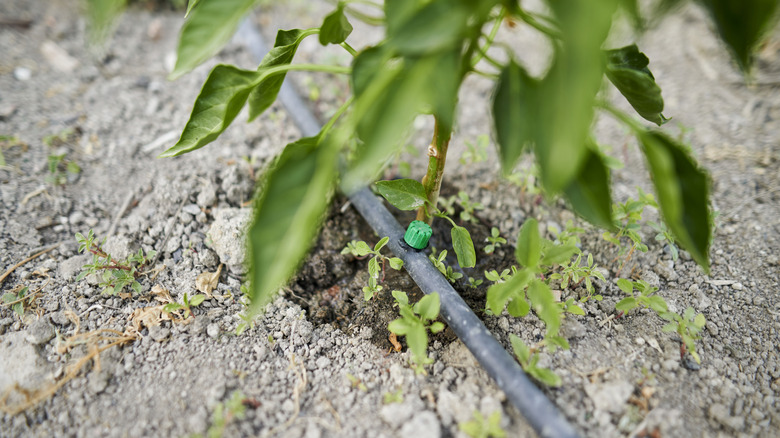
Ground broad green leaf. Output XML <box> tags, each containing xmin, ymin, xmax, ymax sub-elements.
<box><xmin>374</xmin><ymin>236</ymin><xmax>389</xmax><ymax>252</ymax></box>
<box><xmin>170</xmin><ymin>0</ymin><xmax>259</xmax><ymax>79</ymax></box>
<box><xmin>510</xmin><ymin>334</ymin><xmax>530</xmax><ymax>363</ymax></box>
<box><xmin>248</xmin><ymin>136</ymin><xmax>338</xmax><ymax>314</ymax></box>
<box><xmin>354</xmin><ymin>241</ymin><xmax>372</xmax><ymax>256</ymax></box>
<box><xmin>368</xmin><ymin>257</ymin><xmax>380</xmax><ymax>278</ymax></box>
<box><xmin>616</xmin><ymin>278</ymin><xmax>634</xmax><ymax>294</ymax></box>
<box><xmin>694</xmin><ymin>313</ymin><xmax>706</xmax><ymax>328</ymax></box>
<box><xmin>351</xmin><ymin>46</ymin><xmax>390</xmax><ymax>98</ymax></box>
<box><xmin>541</xmin><ymin>244</ymin><xmax>580</xmax><ymax>267</ymax></box>
<box><xmin>185</xmin><ymin>0</ymin><xmax>200</xmax><ymax>17</ymax></box>
<box><xmin>639</xmin><ymin>131</ymin><xmax>711</xmax><ymax>270</ymax></box>
<box><xmin>507</xmin><ymin>295</ymin><xmax>531</xmax><ymax>317</ymax></box>
<box><xmin>84</xmin><ymin>0</ymin><xmax>127</xmax><ymax>45</ymax></box>
<box><xmin>486</xmin><ymin>269</ymin><xmax>532</xmax><ymax>315</ymax></box>
<box><xmin>699</xmin><ymin>0</ymin><xmax>780</xmax><ymax>74</ymax></box>
<box><xmin>248</xmin><ymin>29</ymin><xmax>316</xmax><ymax>121</ymax></box>
<box><xmin>406</xmin><ymin>325</ymin><xmax>429</xmax><ymax>361</ymax></box>
<box><xmin>451</xmin><ymin>226</ymin><xmax>476</xmax><ymax>268</ymax></box>
<box><xmin>429</xmin><ymin>321</ymin><xmax>445</xmax><ymax>334</ymax></box>
<box><xmin>647</xmin><ymin>295</ymin><xmax>669</xmax><ymax>313</ymax></box>
<box><xmin>375</xmin><ymin>179</ymin><xmax>428</xmax><ymax>210</ymax></box>
<box><xmin>564</xmin><ymin>148</ymin><xmax>615</xmax><ymax>230</ymax></box>
<box><xmin>516</xmin><ymin>218</ymin><xmax>541</xmax><ymax>269</ymax></box>
<box><xmin>567</xmin><ymin>303</ymin><xmax>586</xmax><ymax>316</ymax></box>
<box><xmin>534</xmin><ymin>0</ymin><xmax>617</xmax><ymax>193</ymax></box>
<box><xmin>615</xmin><ymin>297</ymin><xmax>637</xmax><ymax>312</ymax></box>
<box><xmin>605</xmin><ymin>44</ymin><xmax>668</xmax><ymax>125</ymax></box>
<box><xmin>388</xmin><ymin>318</ymin><xmax>413</xmax><ymax>335</ymax></box>
<box><xmin>1</xmin><ymin>293</ymin><xmax>15</xmax><ymax>304</ymax></box>
<box><xmin>392</xmin><ymin>290</ymin><xmax>409</xmax><ymax>306</ymax></box>
<box><xmin>319</xmin><ymin>5</ymin><xmax>353</xmax><ymax>45</ymax></box>
<box><xmin>389</xmin><ymin>258</ymin><xmax>404</xmax><ymax>270</ymax></box>
<box><xmin>189</xmin><ymin>294</ymin><xmax>206</xmax><ymax>307</ymax></box>
<box><xmin>414</xmin><ymin>293</ymin><xmax>441</xmax><ymax>322</ymax></box>
<box><xmin>526</xmin><ymin>280</ymin><xmax>560</xmax><ymax>336</ymax></box>
<box><xmin>386</xmin><ymin>0</ymin><xmax>471</xmax><ymax>55</ymax></box>
<box><xmin>528</xmin><ymin>366</ymin><xmax>562</xmax><ymax>387</ymax></box>
<box><xmin>160</xmin><ymin>65</ymin><xmax>259</xmax><ymax>157</ymax></box>
<box><xmin>492</xmin><ymin>60</ymin><xmax>538</xmax><ymax>173</ymax></box>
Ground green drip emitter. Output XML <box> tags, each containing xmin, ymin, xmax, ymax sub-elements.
<box><xmin>404</xmin><ymin>220</ymin><xmax>432</xmax><ymax>250</ymax></box>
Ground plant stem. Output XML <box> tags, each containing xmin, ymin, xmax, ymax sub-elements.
<box><xmin>416</xmin><ymin>117</ymin><xmax>452</xmax><ymax>224</ymax></box>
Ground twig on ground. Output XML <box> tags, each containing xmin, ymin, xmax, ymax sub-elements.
<box><xmin>0</xmin><ymin>243</ymin><xmax>60</xmax><ymax>286</ymax></box>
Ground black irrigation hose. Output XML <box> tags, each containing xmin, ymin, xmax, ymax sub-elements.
<box><xmin>236</xmin><ymin>19</ymin><xmax>579</xmax><ymax>438</ymax></box>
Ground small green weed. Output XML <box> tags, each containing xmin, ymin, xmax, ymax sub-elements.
<box><xmin>550</xmin><ymin>252</ymin><xmax>606</xmax><ymax>302</ymax></box>
<box><xmin>649</xmin><ymin>220</ymin><xmax>679</xmax><ymax>261</ymax></box>
<box><xmin>163</xmin><ymin>292</ymin><xmax>206</xmax><ymax>319</ymax></box>
<box><xmin>484</xmin><ymin>227</ymin><xmax>506</xmax><ymax>254</ymax></box>
<box><xmin>42</xmin><ymin>127</ymin><xmax>76</xmax><ymax>148</ymax></box>
<box><xmin>383</xmin><ymin>388</ymin><xmax>404</xmax><ymax>404</ymax></box>
<box><xmin>342</xmin><ymin>237</ymin><xmax>403</xmax><ymax>300</ymax></box>
<box><xmin>2</xmin><ymin>286</ymin><xmax>34</xmax><ymax>317</ymax></box>
<box><xmin>614</xmin><ymin>279</ymin><xmax>668</xmax><ymax>314</ymax></box>
<box><xmin>429</xmin><ymin>248</ymin><xmax>463</xmax><ymax>283</ymax></box>
<box><xmin>75</xmin><ymin>230</ymin><xmax>156</xmax><ymax>295</ymax></box>
<box><xmin>459</xmin><ymin>134</ymin><xmax>489</xmax><ymax>166</ymax></box>
<box><xmin>202</xmin><ymin>390</ymin><xmax>246</xmax><ymax>438</ymax></box>
<box><xmin>509</xmin><ymin>334</ymin><xmax>562</xmax><ymax>387</ymax></box>
<box><xmin>346</xmin><ymin>373</ymin><xmax>367</xmax><ymax>392</ymax></box>
<box><xmin>660</xmin><ymin>307</ymin><xmax>706</xmax><ymax>364</ymax></box>
<box><xmin>467</xmin><ymin>276</ymin><xmax>483</xmax><ymax>289</ymax></box>
<box><xmin>388</xmin><ymin>290</ymin><xmax>444</xmax><ymax>374</ymax></box>
<box><xmin>46</xmin><ymin>153</ymin><xmax>81</xmax><ymax>186</ymax></box>
<box><xmin>459</xmin><ymin>410</ymin><xmax>506</xmax><ymax>438</ymax></box>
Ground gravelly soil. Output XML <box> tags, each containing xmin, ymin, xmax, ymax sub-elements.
<box><xmin>1</xmin><ymin>1</ymin><xmax>779</xmax><ymax>437</ymax></box>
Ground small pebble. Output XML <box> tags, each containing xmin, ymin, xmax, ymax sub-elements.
<box><xmin>206</xmin><ymin>323</ymin><xmax>220</xmax><ymax>338</ymax></box>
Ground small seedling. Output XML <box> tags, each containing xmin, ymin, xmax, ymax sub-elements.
<box><xmin>346</xmin><ymin>373</ymin><xmax>367</xmax><ymax>392</ymax></box>
<box><xmin>660</xmin><ymin>307</ymin><xmax>706</xmax><ymax>364</ymax></box>
<box><xmin>383</xmin><ymin>388</ymin><xmax>404</xmax><ymax>404</ymax></box>
<box><xmin>2</xmin><ymin>286</ymin><xmax>33</xmax><ymax>317</ymax></box>
<box><xmin>388</xmin><ymin>290</ymin><xmax>445</xmax><ymax>374</ymax></box>
<box><xmin>615</xmin><ymin>279</ymin><xmax>668</xmax><ymax>314</ymax></box>
<box><xmin>550</xmin><ymin>252</ymin><xmax>606</xmax><ymax>302</ymax></box>
<box><xmin>459</xmin><ymin>410</ymin><xmax>506</xmax><ymax>438</ymax></box>
<box><xmin>46</xmin><ymin>153</ymin><xmax>81</xmax><ymax>186</ymax></box>
<box><xmin>484</xmin><ymin>227</ymin><xmax>506</xmax><ymax>254</ymax></box>
<box><xmin>509</xmin><ymin>334</ymin><xmax>562</xmax><ymax>387</ymax></box>
<box><xmin>459</xmin><ymin>134</ymin><xmax>489</xmax><ymax>166</ymax></box>
<box><xmin>203</xmin><ymin>390</ymin><xmax>246</xmax><ymax>438</ymax></box>
<box><xmin>549</xmin><ymin>219</ymin><xmax>585</xmax><ymax>247</ymax></box>
<box><xmin>75</xmin><ymin>230</ymin><xmax>156</xmax><ymax>295</ymax></box>
<box><xmin>467</xmin><ymin>277</ymin><xmax>483</xmax><ymax>289</ymax></box>
<box><xmin>163</xmin><ymin>292</ymin><xmax>206</xmax><ymax>319</ymax></box>
<box><xmin>485</xmin><ymin>268</ymin><xmax>514</xmax><ymax>284</ymax></box>
<box><xmin>649</xmin><ymin>220</ymin><xmax>679</xmax><ymax>261</ymax></box>
<box><xmin>454</xmin><ymin>191</ymin><xmax>484</xmax><ymax>224</ymax></box>
<box><xmin>342</xmin><ymin>237</ymin><xmax>403</xmax><ymax>300</ymax></box>
<box><xmin>42</xmin><ymin>127</ymin><xmax>76</xmax><ymax>148</ymax></box>
<box><xmin>429</xmin><ymin>249</ymin><xmax>463</xmax><ymax>283</ymax></box>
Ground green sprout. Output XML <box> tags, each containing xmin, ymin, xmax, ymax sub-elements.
<box><xmin>342</xmin><ymin>237</ymin><xmax>403</xmax><ymax>300</ymax></box>
<box><xmin>388</xmin><ymin>291</ymin><xmax>445</xmax><ymax>374</ymax></box>
<box><xmin>484</xmin><ymin>227</ymin><xmax>507</xmax><ymax>254</ymax></box>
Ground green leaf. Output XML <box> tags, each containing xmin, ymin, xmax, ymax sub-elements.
<box><xmin>486</xmin><ymin>269</ymin><xmax>531</xmax><ymax>315</ymax></box>
<box><xmin>492</xmin><ymin>60</ymin><xmax>538</xmax><ymax>173</ymax></box>
<box><xmin>389</xmin><ymin>258</ymin><xmax>404</xmax><ymax>270</ymax></box>
<box><xmin>509</xmin><ymin>334</ymin><xmax>530</xmax><ymax>363</ymax></box>
<box><xmin>392</xmin><ymin>289</ymin><xmax>409</xmax><ymax>306</ymax></box>
<box><xmin>164</xmin><ymin>303</ymin><xmax>184</xmax><ymax>312</ymax></box>
<box><xmin>516</xmin><ymin>218</ymin><xmax>541</xmax><ymax>269</ymax></box>
<box><xmin>528</xmin><ymin>366</ymin><xmax>562</xmax><ymax>387</ymax></box>
<box><xmin>429</xmin><ymin>321</ymin><xmax>445</xmax><ymax>334</ymax></box>
<box><xmin>375</xmin><ymin>179</ymin><xmax>428</xmax><ymax>210</ymax></box>
<box><xmin>414</xmin><ymin>292</ymin><xmax>441</xmax><ymax>322</ymax></box>
<box><xmin>374</xmin><ymin>236</ymin><xmax>389</xmax><ymax>252</ymax></box>
<box><xmin>616</xmin><ymin>279</ymin><xmax>634</xmax><ymax>294</ymax></box>
<box><xmin>368</xmin><ymin>256</ymin><xmax>379</xmax><ymax>278</ymax></box>
<box><xmin>533</xmin><ymin>0</ymin><xmax>617</xmax><ymax>193</ymax></box>
<box><xmin>605</xmin><ymin>44</ymin><xmax>668</xmax><ymax>125</ymax></box>
<box><xmin>169</xmin><ymin>0</ymin><xmax>260</xmax><ymax>79</ymax></box>
<box><xmin>699</xmin><ymin>0</ymin><xmax>780</xmax><ymax>74</ymax></box>
<box><xmin>351</xmin><ymin>46</ymin><xmax>390</xmax><ymax>98</ymax></box>
<box><xmin>354</xmin><ymin>241</ymin><xmax>372</xmax><ymax>256</ymax></box>
<box><xmin>526</xmin><ymin>280</ymin><xmax>560</xmax><ymax>336</ymax></box>
<box><xmin>2</xmin><ymin>293</ymin><xmax>15</xmax><ymax>304</ymax></box>
<box><xmin>451</xmin><ymin>226</ymin><xmax>476</xmax><ymax>268</ymax></box>
<box><xmin>160</xmin><ymin>65</ymin><xmax>260</xmax><ymax>157</ymax></box>
<box><xmin>694</xmin><ymin>313</ymin><xmax>706</xmax><ymax>328</ymax></box>
<box><xmin>564</xmin><ymin>148</ymin><xmax>615</xmax><ymax>230</ymax></box>
<box><xmin>567</xmin><ymin>303</ymin><xmax>586</xmax><ymax>316</ymax></box>
<box><xmin>388</xmin><ymin>318</ymin><xmax>413</xmax><ymax>335</ymax></box>
<box><xmin>615</xmin><ymin>297</ymin><xmax>637</xmax><ymax>312</ymax></box>
<box><xmin>184</xmin><ymin>0</ymin><xmax>200</xmax><ymax>17</ymax></box>
<box><xmin>248</xmin><ymin>29</ymin><xmax>316</xmax><ymax>121</ymax></box>
<box><xmin>647</xmin><ymin>295</ymin><xmax>668</xmax><ymax>313</ymax></box>
<box><xmin>541</xmin><ymin>244</ymin><xmax>580</xmax><ymax>267</ymax></box>
<box><xmin>506</xmin><ymin>295</ymin><xmax>530</xmax><ymax>317</ymax></box>
<box><xmin>405</xmin><ymin>325</ymin><xmax>429</xmax><ymax>361</ymax></box>
<box><xmin>386</xmin><ymin>0</ymin><xmax>471</xmax><ymax>56</ymax></box>
<box><xmin>639</xmin><ymin>131</ymin><xmax>711</xmax><ymax>271</ymax></box>
<box><xmin>189</xmin><ymin>294</ymin><xmax>206</xmax><ymax>307</ymax></box>
<box><xmin>84</xmin><ymin>0</ymin><xmax>127</xmax><ymax>45</ymax></box>
<box><xmin>248</xmin><ymin>136</ymin><xmax>338</xmax><ymax>314</ymax></box>
<box><xmin>319</xmin><ymin>5</ymin><xmax>353</xmax><ymax>45</ymax></box>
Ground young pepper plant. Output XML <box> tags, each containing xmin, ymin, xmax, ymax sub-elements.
<box><xmin>86</xmin><ymin>0</ymin><xmax>778</xmax><ymax>314</ymax></box>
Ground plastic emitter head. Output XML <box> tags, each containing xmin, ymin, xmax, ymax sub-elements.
<box><xmin>404</xmin><ymin>220</ymin><xmax>432</xmax><ymax>250</ymax></box>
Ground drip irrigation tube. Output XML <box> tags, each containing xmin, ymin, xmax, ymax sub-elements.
<box><xmin>236</xmin><ymin>19</ymin><xmax>579</xmax><ymax>438</ymax></box>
